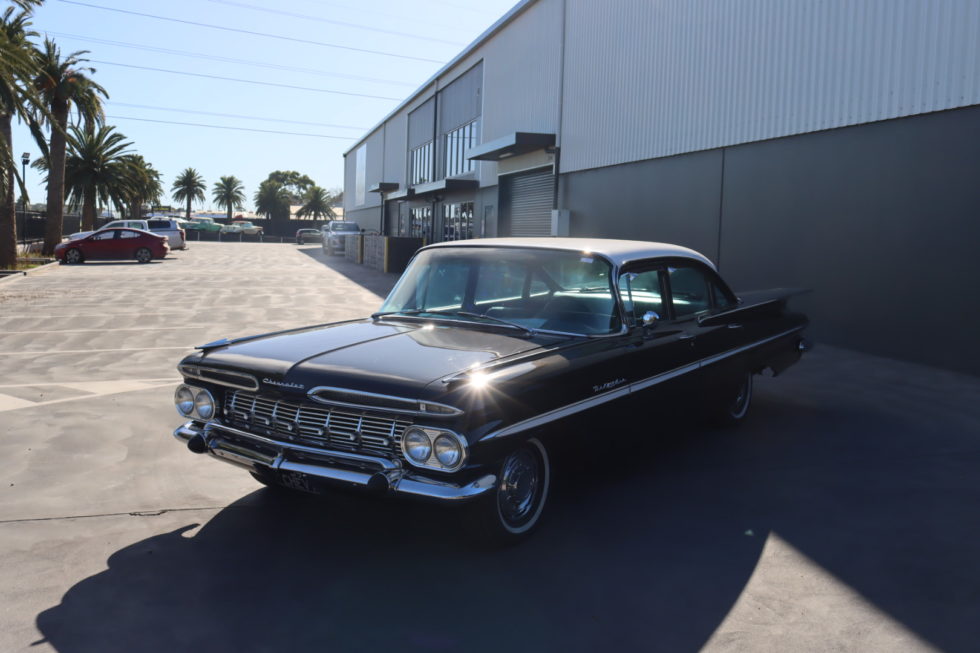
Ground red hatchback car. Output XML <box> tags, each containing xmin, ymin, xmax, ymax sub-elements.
<box><xmin>55</xmin><ymin>228</ymin><xmax>170</xmax><ymax>264</ymax></box>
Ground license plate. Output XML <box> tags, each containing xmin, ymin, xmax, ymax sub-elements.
<box><xmin>280</xmin><ymin>471</ymin><xmax>315</xmax><ymax>494</ymax></box>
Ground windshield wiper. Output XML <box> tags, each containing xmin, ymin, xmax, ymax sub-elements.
<box><xmin>372</xmin><ymin>309</ymin><xmax>534</xmax><ymax>335</ymax></box>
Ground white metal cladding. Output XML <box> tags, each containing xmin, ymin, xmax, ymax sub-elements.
<box><xmin>560</xmin><ymin>0</ymin><xmax>980</xmax><ymax>173</ymax></box>
<box><xmin>383</xmin><ymin>111</ymin><xmax>408</xmax><ymax>187</ymax></box>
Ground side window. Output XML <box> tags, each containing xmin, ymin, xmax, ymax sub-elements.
<box><xmin>668</xmin><ymin>266</ymin><xmax>712</xmax><ymax>318</ymax></box>
<box><xmin>119</xmin><ymin>230</ymin><xmax>139</xmax><ymax>239</ymax></box>
<box><xmin>619</xmin><ymin>269</ymin><xmax>665</xmax><ymax>322</ymax></box>
<box><xmin>91</xmin><ymin>231</ymin><xmax>117</xmax><ymax>241</ymax></box>
<box><xmin>710</xmin><ymin>280</ymin><xmax>737</xmax><ymax>311</ymax></box>
<box><xmin>147</xmin><ymin>220</ymin><xmax>168</xmax><ymax>229</ymax></box>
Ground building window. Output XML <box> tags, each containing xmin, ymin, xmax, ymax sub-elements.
<box><xmin>444</xmin><ymin>119</ymin><xmax>479</xmax><ymax>178</ymax></box>
<box><xmin>442</xmin><ymin>202</ymin><xmax>474</xmax><ymax>241</ymax></box>
<box><xmin>410</xmin><ymin>206</ymin><xmax>434</xmax><ymax>241</ymax></box>
<box><xmin>410</xmin><ymin>141</ymin><xmax>433</xmax><ymax>185</ymax></box>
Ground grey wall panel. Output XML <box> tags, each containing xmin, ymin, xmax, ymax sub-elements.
<box><xmin>345</xmin><ymin>206</ymin><xmax>381</xmax><ymax>234</ymax></box>
<box><xmin>438</xmin><ymin>62</ymin><xmax>483</xmax><ymax>134</ymax></box>
<box><xmin>343</xmin><ymin>151</ymin><xmax>356</xmax><ymax>213</ymax></box>
<box><xmin>719</xmin><ymin>105</ymin><xmax>980</xmax><ymax>374</ymax></box>
<box><xmin>562</xmin><ymin>150</ymin><xmax>723</xmax><ymax>260</ymax></box>
<box><xmin>383</xmin><ymin>111</ymin><xmax>408</xmax><ymax>187</ymax></box>
<box><xmin>408</xmin><ymin>98</ymin><xmax>436</xmax><ymax>150</ymax></box>
<box><xmin>359</xmin><ymin>129</ymin><xmax>385</xmax><ymax>210</ymax></box>
<box><xmin>561</xmin><ymin>0</ymin><xmax>980</xmax><ymax>173</ymax></box>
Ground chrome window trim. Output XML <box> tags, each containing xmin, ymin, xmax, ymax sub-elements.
<box><xmin>178</xmin><ymin>365</ymin><xmax>259</xmax><ymax>391</ymax></box>
<box><xmin>307</xmin><ymin>385</ymin><xmax>463</xmax><ymax>417</ymax></box>
<box><xmin>484</xmin><ymin>326</ymin><xmax>805</xmax><ymax>441</ymax></box>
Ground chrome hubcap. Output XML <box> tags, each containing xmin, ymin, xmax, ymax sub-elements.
<box><xmin>731</xmin><ymin>375</ymin><xmax>751</xmax><ymax>416</ymax></box>
<box><xmin>67</xmin><ymin>250</ymin><xmax>79</xmax><ymax>263</ymax></box>
<box><xmin>498</xmin><ymin>449</ymin><xmax>539</xmax><ymax>526</ymax></box>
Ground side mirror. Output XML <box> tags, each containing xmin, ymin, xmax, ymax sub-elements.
<box><xmin>642</xmin><ymin>311</ymin><xmax>660</xmax><ymax>327</ymax></box>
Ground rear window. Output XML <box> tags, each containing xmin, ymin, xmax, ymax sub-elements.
<box><xmin>331</xmin><ymin>222</ymin><xmax>359</xmax><ymax>232</ymax></box>
<box><xmin>147</xmin><ymin>220</ymin><xmax>172</xmax><ymax>229</ymax></box>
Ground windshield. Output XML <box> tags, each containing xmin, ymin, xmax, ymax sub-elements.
<box><xmin>378</xmin><ymin>247</ymin><xmax>621</xmax><ymax>335</ymax></box>
<box><xmin>331</xmin><ymin>222</ymin><xmax>360</xmax><ymax>232</ymax></box>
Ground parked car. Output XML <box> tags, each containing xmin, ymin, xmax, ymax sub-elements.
<box><xmin>171</xmin><ymin>238</ymin><xmax>809</xmax><ymax>543</ymax></box>
<box><xmin>321</xmin><ymin>221</ymin><xmax>360</xmax><ymax>254</ymax></box>
<box><xmin>295</xmin><ymin>228</ymin><xmax>321</xmax><ymax>244</ymax></box>
<box><xmin>56</xmin><ymin>228</ymin><xmax>170</xmax><ymax>264</ymax></box>
<box><xmin>67</xmin><ymin>219</ymin><xmax>149</xmax><ymax>241</ymax></box>
<box><xmin>185</xmin><ymin>217</ymin><xmax>223</xmax><ymax>232</ymax></box>
<box><xmin>231</xmin><ymin>220</ymin><xmax>264</xmax><ymax>236</ymax></box>
<box><xmin>220</xmin><ymin>223</ymin><xmax>243</xmax><ymax>234</ymax></box>
<box><xmin>146</xmin><ymin>218</ymin><xmax>187</xmax><ymax>250</ymax></box>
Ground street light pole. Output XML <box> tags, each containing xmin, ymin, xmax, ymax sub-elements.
<box><xmin>20</xmin><ymin>152</ymin><xmax>29</xmax><ymax>251</ymax></box>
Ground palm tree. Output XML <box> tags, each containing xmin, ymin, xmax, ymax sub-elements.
<box><xmin>171</xmin><ymin>167</ymin><xmax>205</xmax><ymax>219</ymax></box>
<box><xmin>123</xmin><ymin>154</ymin><xmax>161</xmax><ymax>219</ymax></box>
<box><xmin>34</xmin><ymin>125</ymin><xmax>134</xmax><ymax>230</ymax></box>
<box><xmin>253</xmin><ymin>179</ymin><xmax>289</xmax><ymax>223</ymax></box>
<box><xmin>296</xmin><ymin>185</ymin><xmax>335</xmax><ymax>221</ymax></box>
<box><xmin>34</xmin><ymin>38</ymin><xmax>107</xmax><ymax>255</ymax></box>
<box><xmin>0</xmin><ymin>6</ymin><xmax>39</xmax><ymax>268</ymax></box>
<box><xmin>212</xmin><ymin>175</ymin><xmax>245</xmax><ymax>221</ymax></box>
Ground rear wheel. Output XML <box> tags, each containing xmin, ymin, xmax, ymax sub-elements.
<box><xmin>713</xmin><ymin>372</ymin><xmax>753</xmax><ymax>426</ymax></box>
<box><xmin>65</xmin><ymin>248</ymin><xmax>83</xmax><ymax>264</ymax></box>
<box><xmin>463</xmin><ymin>438</ymin><xmax>550</xmax><ymax>545</ymax></box>
<box><xmin>135</xmin><ymin>247</ymin><xmax>153</xmax><ymax>263</ymax></box>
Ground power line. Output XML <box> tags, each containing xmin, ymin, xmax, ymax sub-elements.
<box><xmin>110</xmin><ymin>102</ymin><xmax>368</xmax><ymax>131</ymax></box>
<box><xmin>43</xmin><ymin>30</ymin><xmax>418</xmax><ymax>87</ymax></box>
<box><xmin>202</xmin><ymin>0</ymin><xmax>466</xmax><ymax>46</ymax></box>
<box><xmin>90</xmin><ymin>60</ymin><xmax>402</xmax><ymax>100</ymax></box>
<box><xmin>105</xmin><ymin>115</ymin><xmax>357</xmax><ymax>140</ymax></box>
<box><xmin>55</xmin><ymin>0</ymin><xmax>447</xmax><ymax>64</ymax></box>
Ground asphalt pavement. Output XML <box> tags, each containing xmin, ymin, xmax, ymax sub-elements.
<box><xmin>0</xmin><ymin>242</ymin><xmax>977</xmax><ymax>652</ymax></box>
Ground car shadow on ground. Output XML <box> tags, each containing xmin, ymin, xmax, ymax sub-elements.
<box><xmin>295</xmin><ymin>246</ymin><xmax>399</xmax><ymax>298</ymax></box>
<box><xmin>34</xmin><ymin>382</ymin><xmax>980</xmax><ymax>652</ymax></box>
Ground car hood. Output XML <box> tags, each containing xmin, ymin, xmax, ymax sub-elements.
<box><xmin>188</xmin><ymin>319</ymin><xmax>562</xmax><ymax>400</ymax></box>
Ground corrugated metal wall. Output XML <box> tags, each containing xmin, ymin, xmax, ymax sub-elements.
<box><xmin>383</xmin><ymin>111</ymin><xmax>408</xmax><ymax>188</ymax></box>
<box><xmin>560</xmin><ymin>0</ymin><xmax>980</xmax><ymax>172</ymax></box>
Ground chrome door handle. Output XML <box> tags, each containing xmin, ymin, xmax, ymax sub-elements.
<box><xmin>678</xmin><ymin>334</ymin><xmax>696</xmax><ymax>341</ymax></box>
<box><xmin>727</xmin><ymin>323</ymin><xmax>743</xmax><ymax>329</ymax></box>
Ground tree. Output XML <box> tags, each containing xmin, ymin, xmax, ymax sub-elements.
<box><xmin>0</xmin><ymin>6</ymin><xmax>39</xmax><ymax>268</ymax></box>
<box><xmin>253</xmin><ymin>179</ymin><xmax>289</xmax><ymax>223</ymax></box>
<box><xmin>171</xmin><ymin>167</ymin><xmax>205</xmax><ymax>220</ymax></box>
<box><xmin>212</xmin><ymin>175</ymin><xmax>245</xmax><ymax>221</ymax></box>
<box><xmin>296</xmin><ymin>185</ymin><xmax>335</xmax><ymax>221</ymax></box>
<box><xmin>122</xmin><ymin>154</ymin><xmax>161</xmax><ymax>219</ymax></box>
<box><xmin>34</xmin><ymin>125</ymin><xmax>135</xmax><ymax>230</ymax></box>
<box><xmin>33</xmin><ymin>37</ymin><xmax>107</xmax><ymax>254</ymax></box>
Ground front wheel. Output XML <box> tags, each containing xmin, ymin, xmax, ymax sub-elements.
<box><xmin>463</xmin><ymin>438</ymin><xmax>551</xmax><ymax>545</ymax></box>
<box><xmin>65</xmin><ymin>247</ymin><xmax>83</xmax><ymax>264</ymax></box>
<box><xmin>135</xmin><ymin>247</ymin><xmax>153</xmax><ymax>263</ymax></box>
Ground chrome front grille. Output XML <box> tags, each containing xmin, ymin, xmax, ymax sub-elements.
<box><xmin>224</xmin><ymin>390</ymin><xmax>411</xmax><ymax>459</ymax></box>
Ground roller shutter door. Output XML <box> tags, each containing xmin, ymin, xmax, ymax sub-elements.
<box><xmin>505</xmin><ymin>168</ymin><xmax>553</xmax><ymax>237</ymax></box>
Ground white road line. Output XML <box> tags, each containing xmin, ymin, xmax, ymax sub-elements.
<box><xmin>0</xmin><ymin>313</ymin><xmax>197</xmax><ymax>319</ymax></box>
<box><xmin>0</xmin><ymin>346</ymin><xmax>193</xmax><ymax>356</ymax></box>
<box><xmin>0</xmin><ymin>377</ymin><xmax>180</xmax><ymax>388</ymax></box>
<box><xmin>0</xmin><ymin>393</ymin><xmax>36</xmax><ymax>411</ymax></box>
<box><xmin>0</xmin><ymin>326</ymin><xmax>207</xmax><ymax>334</ymax></box>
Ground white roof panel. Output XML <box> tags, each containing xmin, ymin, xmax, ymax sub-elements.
<box><xmin>423</xmin><ymin>237</ymin><xmax>716</xmax><ymax>269</ymax></box>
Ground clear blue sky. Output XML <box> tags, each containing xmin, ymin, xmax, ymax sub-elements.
<box><xmin>13</xmin><ymin>0</ymin><xmax>518</xmax><ymax>212</ymax></box>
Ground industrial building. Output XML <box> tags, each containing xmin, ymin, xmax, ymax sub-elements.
<box><xmin>343</xmin><ymin>0</ymin><xmax>980</xmax><ymax>374</ymax></box>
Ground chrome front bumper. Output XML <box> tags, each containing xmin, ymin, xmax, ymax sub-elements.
<box><xmin>173</xmin><ymin>421</ymin><xmax>495</xmax><ymax>503</ymax></box>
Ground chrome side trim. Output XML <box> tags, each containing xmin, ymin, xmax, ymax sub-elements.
<box><xmin>698</xmin><ymin>327</ymin><xmax>805</xmax><ymax>368</ymax></box>
<box><xmin>483</xmin><ymin>326</ymin><xmax>806</xmax><ymax>441</ymax></box>
<box><xmin>307</xmin><ymin>385</ymin><xmax>463</xmax><ymax>417</ymax></box>
<box><xmin>178</xmin><ymin>365</ymin><xmax>259</xmax><ymax>391</ymax></box>
<box><xmin>484</xmin><ymin>384</ymin><xmax>632</xmax><ymax>441</ymax></box>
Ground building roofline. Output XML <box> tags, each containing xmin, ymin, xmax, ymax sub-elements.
<box><xmin>343</xmin><ymin>0</ymin><xmax>538</xmax><ymax>157</ymax></box>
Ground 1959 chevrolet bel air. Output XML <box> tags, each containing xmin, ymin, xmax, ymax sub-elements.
<box><xmin>172</xmin><ymin>238</ymin><xmax>809</xmax><ymax>543</ymax></box>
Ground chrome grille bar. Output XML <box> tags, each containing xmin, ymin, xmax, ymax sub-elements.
<box><xmin>223</xmin><ymin>390</ymin><xmax>412</xmax><ymax>459</ymax></box>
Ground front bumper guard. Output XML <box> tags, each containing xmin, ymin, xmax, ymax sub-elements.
<box><xmin>173</xmin><ymin>421</ymin><xmax>495</xmax><ymax>503</ymax></box>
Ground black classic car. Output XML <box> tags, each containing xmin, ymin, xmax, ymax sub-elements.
<box><xmin>173</xmin><ymin>238</ymin><xmax>808</xmax><ymax>542</ymax></box>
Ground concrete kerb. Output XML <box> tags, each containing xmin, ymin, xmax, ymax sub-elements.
<box><xmin>0</xmin><ymin>260</ymin><xmax>60</xmax><ymax>286</ymax></box>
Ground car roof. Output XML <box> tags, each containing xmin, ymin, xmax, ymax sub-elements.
<box><xmin>422</xmin><ymin>237</ymin><xmax>716</xmax><ymax>270</ymax></box>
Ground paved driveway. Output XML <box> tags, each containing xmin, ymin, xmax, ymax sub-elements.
<box><xmin>1</xmin><ymin>242</ymin><xmax>977</xmax><ymax>652</ymax></box>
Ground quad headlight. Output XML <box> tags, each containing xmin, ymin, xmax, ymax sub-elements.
<box><xmin>174</xmin><ymin>383</ymin><xmax>218</xmax><ymax>421</ymax></box>
<box><xmin>401</xmin><ymin>426</ymin><xmax>467</xmax><ymax>472</ymax></box>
